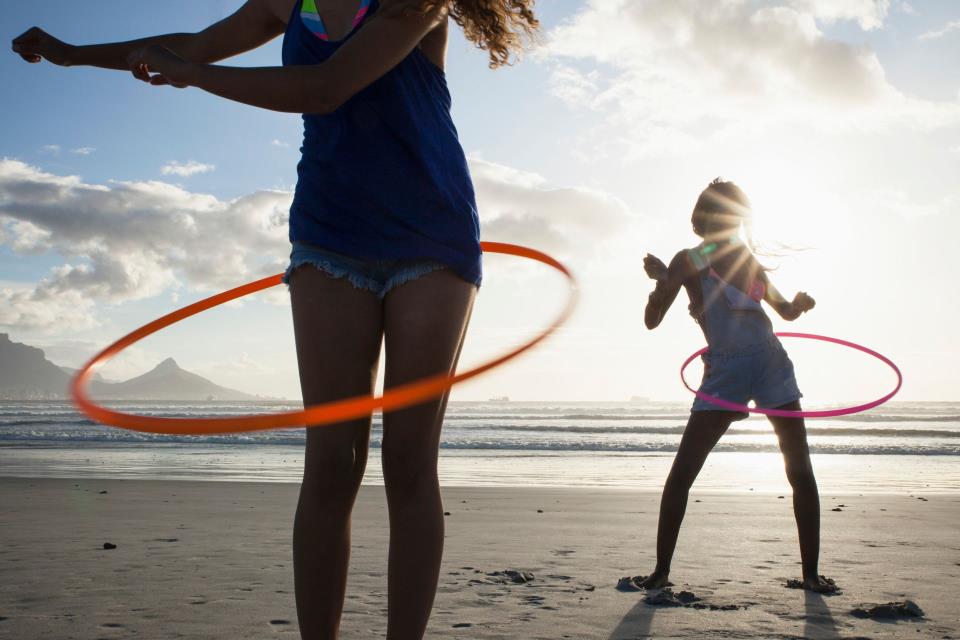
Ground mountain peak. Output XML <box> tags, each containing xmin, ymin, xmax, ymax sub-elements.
<box><xmin>155</xmin><ymin>357</ymin><xmax>181</xmax><ymax>372</ymax></box>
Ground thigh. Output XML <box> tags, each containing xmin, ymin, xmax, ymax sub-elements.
<box><xmin>288</xmin><ymin>265</ymin><xmax>384</xmax><ymax>472</ymax></box>
<box><xmin>668</xmin><ymin>410</ymin><xmax>737</xmax><ymax>485</ymax></box>
<box><xmin>381</xmin><ymin>269</ymin><xmax>477</xmax><ymax>455</ymax></box>
<box><xmin>767</xmin><ymin>400</ymin><xmax>812</xmax><ymax>472</ymax></box>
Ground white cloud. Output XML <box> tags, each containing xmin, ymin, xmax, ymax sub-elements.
<box><xmin>0</xmin><ymin>159</ymin><xmax>290</xmax><ymax>330</ymax></box>
<box><xmin>0</xmin><ymin>157</ymin><xmax>629</xmax><ymax>331</ymax></box>
<box><xmin>5</xmin><ymin>220</ymin><xmax>51</xmax><ymax>253</ymax></box>
<box><xmin>470</xmin><ymin>157</ymin><xmax>633</xmax><ymax>256</ymax></box>
<box><xmin>539</xmin><ymin>0</ymin><xmax>960</xmax><ymax>159</ymax></box>
<box><xmin>271</xmin><ymin>139</ymin><xmax>291</xmax><ymax>148</ymax></box>
<box><xmin>898</xmin><ymin>2</ymin><xmax>916</xmax><ymax>16</ymax></box>
<box><xmin>160</xmin><ymin>160</ymin><xmax>216</xmax><ymax>177</ymax></box>
<box><xmin>0</xmin><ymin>286</ymin><xmax>98</xmax><ymax>333</ymax></box>
<box><xmin>70</xmin><ymin>147</ymin><xmax>96</xmax><ymax>156</ymax></box>
<box><xmin>40</xmin><ymin>144</ymin><xmax>61</xmax><ymax>156</ymax></box>
<box><xmin>788</xmin><ymin>0</ymin><xmax>890</xmax><ymax>30</ymax></box>
<box><xmin>918</xmin><ymin>19</ymin><xmax>960</xmax><ymax>41</ymax></box>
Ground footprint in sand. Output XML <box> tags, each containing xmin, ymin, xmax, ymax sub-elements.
<box><xmin>850</xmin><ymin>600</ymin><xmax>924</xmax><ymax>620</ymax></box>
<box><xmin>645</xmin><ymin>589</ymin><xmax>745</xmax><ymax>611</ymax></box>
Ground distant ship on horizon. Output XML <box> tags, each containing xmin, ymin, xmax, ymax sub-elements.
<box><xmin>487</xmin><ymin>395</ymin><xmax>510</xmax><ymax>402</ymax></box>
<box><xmin>629</xmin><ymin>395</ymin><xmax>649</xmax><ymax>402</ymax></box>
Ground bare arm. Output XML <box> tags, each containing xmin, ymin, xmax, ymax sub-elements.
<box><xmin>644</xmin><ymin>251</ymin><xmax>692</xmax><ymax>330</ymax></box>
<box><xmin>762</xmin><ymin>274</ymin><xmax>816</xmax><ymax>321</ymax></box>
<box><xmin>11</xmin><ymin>0</ymin><xmax>286</xmax><ymax>69</ymax></box>
<box><xmin>124</xmin><ymin>0</ymin><xmax>447</xmax><ymax>114</ymax></box>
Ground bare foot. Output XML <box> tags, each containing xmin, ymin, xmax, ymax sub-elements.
<box><xmin>634</xmin><ymin>572</ymin><xmax>672</xmax><ymax>590</ymax></box>
<box><xmin>802</xmin><ymin>575</ymin><xmax>840</xmax><ymax>594</ymax></box>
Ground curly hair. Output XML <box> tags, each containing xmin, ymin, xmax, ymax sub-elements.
<box><xmin>415</xmin><ymin>0</ymin><xmax>539</xmax><ymax>68</ymax></box>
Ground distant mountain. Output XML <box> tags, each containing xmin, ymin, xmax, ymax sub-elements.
<box><xmin>100</xmin><ymin>357</ymin><xmax>257</xmax><ymax>401</ymax></box>
<box><xmin>59</xmin><ymin>366</ymin><xmax>108</xmax><ymax>383</ymax></box>
<box><xmin>0</xmin><ymin>333</ymin><xmax>69</xmax><ymax>399</ymax></box>
<box><xmin>0</xmin><ymin>333</ymin><xmax>259</xmax><ymax>401</ymax></box>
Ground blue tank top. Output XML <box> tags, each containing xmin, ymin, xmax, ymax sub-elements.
<box><xmin>281</xmin><ymin>0</ymin><xmax>482</xmax><ymax>285</ymax></box>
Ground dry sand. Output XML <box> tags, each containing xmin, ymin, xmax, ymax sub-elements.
<box><xmin>1</xmin><ymin>477</ymin><xmax>957</xmax><ymax>639</ymax></box>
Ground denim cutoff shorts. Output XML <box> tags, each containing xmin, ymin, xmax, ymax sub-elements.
<box><xmin>692</xmin><ymin>336</ymin><xmax>803</xmax><ymax>416</ymax></box>
<box><xmin>282</xmin><ymin>242</ymin><xmax>450</xmax><ymax>299</ymax></box>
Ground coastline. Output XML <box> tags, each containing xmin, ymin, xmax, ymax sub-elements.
<box><xmin>2</xmin><ymin>477</ymin><xmax>958</xmax><ymax>639</ymax></box>
<box><xmin>2</xmin><ymin>445</ymin><xmax>959</xmax><ymax>494</ymax></box>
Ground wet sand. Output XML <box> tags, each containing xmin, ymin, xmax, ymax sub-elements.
<box><xmin>1</xmin><ymin>477</ymin><xmax>958</xmax><ymax>639</ymax></box>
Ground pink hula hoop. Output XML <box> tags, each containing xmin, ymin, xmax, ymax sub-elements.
<box><xmin>680</xmin><ymin>332</ymin><xmax>902</xmax><ymax>418</ymax></box>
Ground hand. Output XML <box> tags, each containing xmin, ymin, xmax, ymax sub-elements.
<box><xmin>127</xmin><ymin>45</ymin><xmax>192</xmax><ymax>88</ymax></box>
<box><xmin>792</xmin><ymin>291</ymin><xmax>816</xmax><ymax>314</ymax></box>
<box><xmin>11</xmin><ymin>27</ymin><xmax>73</xmax><ymax>66</ymax></box>
<box><xmin>643</xmin><ymin>253</ymin><xmax>669</xmax><ymax>283</ymax></box>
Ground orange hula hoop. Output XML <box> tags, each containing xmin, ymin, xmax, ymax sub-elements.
<box><xmin>70</xmin><ymin>242</ymin><xmax>578</xmax><ymax>435</ymax></box>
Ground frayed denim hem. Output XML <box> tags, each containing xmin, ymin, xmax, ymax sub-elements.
<box><xmin>380</xmin><ymin>262</ymin><xmax>448</xmax><ymax>298</ymax></box>
<box><xmin>282</xmin><ymin>258</ymin><xmax>450</xmax><ymax>299</ymax></box>
<box><xmin>282</xmin><ymin>258</ymin><xmax>382</xmax><ymax>295</ymax></box>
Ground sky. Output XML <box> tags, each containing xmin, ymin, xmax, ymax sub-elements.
<box><xmin>1</xmin><ymin>0</ymin><xmax>958</xmax><ymax>403</ymax></box>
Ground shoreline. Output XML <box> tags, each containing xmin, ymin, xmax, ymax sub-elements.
<box><xmin>2</xmin><ymin>446</ymin><xmax>959</xmax><ymax>494</ymax></box>
<box><xmin>3</xmin><ymin>477</ymin><xmax>958</xmax><ymax>638</ymax></box>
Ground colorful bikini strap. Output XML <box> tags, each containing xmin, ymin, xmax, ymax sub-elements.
<box><xmin>352</xmin><ymin>0</ymin><xmax>372</xmax><ymax>28</ymax></box>
<box><xmin>687</xmin><ymin>246</ymin><xmax>710</xmax><ymax>271</ymax></box>
<box><xmin>690</xmin><ymin>239</ymin><xmax>766</xmax><ymax>302</ymax></box>
<box><xmin>301</xmin><ymin>0</ymin><xmax>372</xmax><ymax>41</ymax></box>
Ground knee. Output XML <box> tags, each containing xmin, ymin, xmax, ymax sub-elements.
<box><xmin>664</xmin><ymin>469</ymin><xmax>696</xmax><ymax>495</ymax></box>
<box><xmin>381</xmin><ymin>443</ymin><xmax>437</xmax><ymax>499</ymax></box>
<box><xmin>785</xmin><ymin>464</ymin><xmax>817</xmax><ymax>492</ymax></box>
<box><xmin>302</xmin><ymin>444</ymin><xmax>366</xmax><ymax>503</ymax></box>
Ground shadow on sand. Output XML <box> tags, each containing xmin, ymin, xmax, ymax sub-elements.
<box><xmin>803</xmin><ymin>591</ymin><xmax>841</xmax><ymax>640</ymax></box>
<box><xmin>607</xmin><ymin>596</ymin><xmax>658</xmax><ymax>640</ymax></box>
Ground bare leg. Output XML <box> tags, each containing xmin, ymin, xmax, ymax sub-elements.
<box><xmin>289</xmin><ymin>266</ymin><xmax>384</xmax><ymax>640</ymax></box>
<box><xmin>381</xmin><ymin>270</ymin><xmax>476</xmax><ymax>640</ymax></box>
<box><xmin>636</xmin><ymin>410</ymin><xmax>736</xmax><ymax>589</ymax></box>
<box><xmin>768</xmin><ymin>400</ymin><xmax>834</xmax><ymax>593</ymax></box>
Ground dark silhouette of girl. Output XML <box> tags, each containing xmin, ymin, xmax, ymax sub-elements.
<box><xmin>640</xmin><ymin>178</ymin><xmax>835</xmax><ymax>593</ymax></box>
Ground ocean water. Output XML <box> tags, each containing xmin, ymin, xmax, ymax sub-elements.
<box><xmin>1</xmin><ymin>400</ymin><xmax>958</xmax><ymax>493</ymax></box>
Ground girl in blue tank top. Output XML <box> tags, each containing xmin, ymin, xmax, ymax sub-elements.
<box><xmin>282</xmin><ymin>0</ymin><xmax>483</xmax><ymax>287</ymax></box>
<box><xmin>13</xmin><ymin>1</ymin><xmax>539</xmax><ymax>637</ymax></box>
<box><xmin>637</xmin><ymin>179</ymin><xmax>837</xmax><ymax>594</ymax></box>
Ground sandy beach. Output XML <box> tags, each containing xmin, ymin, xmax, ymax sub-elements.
<box><xmin>1</xmin><ymin>477</ymin><xmax>957</xmax><ymax>639</ymax></box>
